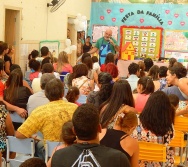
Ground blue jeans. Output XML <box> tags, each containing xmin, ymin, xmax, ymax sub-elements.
<box><xmin>34</xmin><ymin>140</ymin><xmax>45</xmax><ymax>160</ymax></box>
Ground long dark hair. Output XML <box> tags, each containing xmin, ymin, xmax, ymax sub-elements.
<box><xmin>5</xmin><ymin>68</ymin><xmax>23</xmax><ymax>103</ymax></box>
<box><xmin>100</xmin><ymin>80</ymin><xmax>134</xmax><ymax>128</ymax></box>
<box><xmin>140</xmin><ymin>91</ymin><xmax>175</xmax><ymax>136</ymax></box>
<box><xmin>98</xmin><ymin>72</ymin><xmax>113</xmax><ymax>106</ymax></box>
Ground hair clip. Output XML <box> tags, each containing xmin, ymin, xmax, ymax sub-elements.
<box><xmin>118</xmin><ymin>112</ymin><xmax>125</xmax><ymax>118</ymax></box>
<box><xmin>110</xmin><ymin>80</ymin><xmax>114</xmax><ymax>84</ymax></box>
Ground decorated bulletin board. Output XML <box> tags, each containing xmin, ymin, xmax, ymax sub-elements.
<box><xmin>39</xmin><ymin>40</ymin><xmax>60</xmax><ymax>58</ymax></box>
<box><xmin>164</xmin><ymin>30</ymin><xmax>188</xmax><ymax>60</ymax></box>
<box><xmin>92</xmin><ymin>25</ymin><xmax>118</xmax><ymax>43</ymax></box>
<box><xmin>120</xmin><ymin>26</ymin><xmax>163</xmax><ymax>60</ymax></box>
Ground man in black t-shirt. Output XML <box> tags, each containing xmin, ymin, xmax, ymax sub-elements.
<box><xmin>51</xmin><ymin>104</ymin><xmax>130</xmax><ymax>167</ymax></box>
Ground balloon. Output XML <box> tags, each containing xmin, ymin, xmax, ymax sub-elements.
<box><xmin>65</xmin><ymin>39</ymin><xmax>71</xmax><ymax>47</ymax></box>
<box><xmin>68</xmin><ymin>18</ymin><xmax>74</xmax><ymax>24</ymax></box>
<box><xmin>74</xmin><ymin>24</ymin><xmax>80</xmax><ymax>31</ymax></box>
<box><xmin>81</xmin><ymin>15</ymin><xmax>87</xmax><ymax>21</ymax></box>
<box><xmin>74</xmin><ymin>18</ymin><xmax>79</xmax><ymax>25</ymax></box>
<box><xmin>70</xmin><ymin>45</ymin><xmax>77</xmax><ymax>50</ymax></box>
<box><xmin>76</xmin><ymin>13</ymin><xmax>82</xmax><ymax>21</ymax></box>
<box><xmin>64</xmin><ymin>47</ymin><xmax>71</xmax><ymax>54</ymax></box>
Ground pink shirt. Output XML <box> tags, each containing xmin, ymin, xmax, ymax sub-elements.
<box><xmin>29</xmin><ymin>72</ymin><xmax>40</xmax><ymax>82</ymax></box>
<box><xmin>53</xmin><ymin>63</ymin><xmax>73</xmax><ymax>73</ymax></box>
<box><xmin>135</xmin><ymin>93</ymin><xmax>150</xmax><ymax>113</ymax></box>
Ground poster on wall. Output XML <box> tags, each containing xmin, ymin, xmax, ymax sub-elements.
<box><xmin>92</xmin><ymin>25</ymin><xmax>118</xmax><ymax>43</ymax></box>
<box><xmin>120</xmin><ymin>26</ymin><xmax>163</xmax><ymax>60</ymax></box>
<box><xmin>39</xmin><ymin>40</ymin><xmax>60</xmax><ymax>58</ymax></box>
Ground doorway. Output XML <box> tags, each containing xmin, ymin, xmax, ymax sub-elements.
<box><xmin>4</xmin><ymin>8</ymin><xmax>21</xmax><ymax>64</ymax></box>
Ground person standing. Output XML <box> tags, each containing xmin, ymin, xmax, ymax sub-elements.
<box><xmin>88</xmin><ymin>29</ymin><xmax>119</xmax><ymax>65</ymax></box>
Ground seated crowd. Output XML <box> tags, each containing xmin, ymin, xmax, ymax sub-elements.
<box><xmin>1</xmin><ymin>41</ymin><xmax>188</xmax><ymax>167</ymax></box>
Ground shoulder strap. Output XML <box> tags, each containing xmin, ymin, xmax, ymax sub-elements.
<box><xmin>78</xmin><ymin>79</ymin><xmax>89</xmax><ymax>89</ymax></box>
<box><xmin>120</xmin><ymin>134</ymin><xmax>129</xmax><ymax>141</ymax></box>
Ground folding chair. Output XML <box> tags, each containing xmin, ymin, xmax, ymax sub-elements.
<box><xmin>2</xmin><ymin>157</ymin><xmax>6</xmax><ymax>167</ymax></box>
<box><xmin>174</xmin><ymin>116</ymin><xmax>188</xmax><ymax>166</ymax></box>
<box><xmin>10</xmin><ymin>112</ymin><xmax>25</xmax><ymax>123</ymax></box>
<box><xmin>6</xmin><ymin>136</ymin><xmax>35</xmax><ymax>167</ymax></box>
<box><xmin>169</xmin><ymin>130</ymin><xmax>186</xmax><ymax>166</ymax></box>
<box><xmin>138</xmin><ymin>141</ymin><xmax>166</xmax><ymax>167</ymax></box>
<box><xmin>77</xmin><ymin>95</ymin><xmax>87</xmax><ymax>104</ymax></box>
<box><xmin>45</xmin><ymin>141</ymin><xmax>61</xmax><ymax>163</ymax></box>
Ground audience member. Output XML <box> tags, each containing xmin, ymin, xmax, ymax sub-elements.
<box><xmin>4</xmin><ymin>68</ymin><xmax>32</xmax><ymax>130</ymax></box>
<box><xmin>36</xmin><ymin>46</ymin><xmax>49</xmax><ymax>63</ymax></box>
<box><xmin>65</xmin><ymin>87</ymin><xmax>81</xmax><ymax>106</ymax></box>
<box><xmin>158</xmin><ymin>66</ymin><xmax>168</xmax><ymax>90</ymax></box>
<box><xmin>137</xmin><ymin>61</ymin><xmax>146</xmax><ymax>77</ymax></box>
<box><xmin>104</xmin><ymin>63</ymin><xmax>118</xmax><ymax>82</ymax></box>
<box><xmin>144</xmin><ymin>58</ymin><xmax>153</xmax><ymax>74</ymax></box>
<box><xmin>100</xmin><ymin>80</ymin><xmax>136</xmax><ymax>128</ymax></box>
<box><xmin>28</xmin><ymin>50</ymin><xmax>39</xmax><ymax>60</ymax></box>
<box><xmin>134</xmin><ymin>76</ymin><xmax>154</xmax><ymax>113</ymax></box>
<box><xmin>132</xmin><ymin>91</ymin><xmax>175</xmax><ymax>166</ymax></box>
<box><xmin>4</xmin><ymin>45</ymin><xmax>14</xmax><ymax>75</ymax></box>
<box><xmin>71</xmin><ymin>64</ymin><xmax>94</xmax><ymax>95</ymax></box>
<box><xmin>126</xmin><ymin>62</ymin><xmax>139</xmax><ymax>92</ymax></box>
<box><xmin>91</xmin><ymin>56</ymin><xmax>100</xmax><ymax>74</ymax></box>
<box><xmin>83</xmin><ymin>36</ymin><xmax>92</xmax><ymax>53</ymax></box>
<box><xmin>168</xmin><ymin>57</ymin><xmax>177</xmax><ymax>68</ymax></box>
<box><xmin>100</xmin><ymin>109</ymin><xmax>139</xmax><ymax>167</ymax></box>
<box><xmin>20</xmin><ymin>157</ymin><xmax>46</xmax><ymax>167</ymax></box>
<box><xmin>51</xmin><ymin>104</ymin><xmax>130</xmax><ymax>167</ymax></box>
<box><xmin>148</xmin><ymin>65</ymin><xmax>160</xmax><ymax>91</ymax></box>
<box><xmin>47</xmin><ymin>121</ymin><xmax>76</xmax><ymax>167</ymax></box>
<box><xmin>28</xmin><ymin>59</ymin><xmax>41</xmax><ymax>82</ymax></box>
<box><xmin>27</xmin><ymin>73</ymin><xmax>56</xmax><ymax>115</ymax></box>
<box><xmin>87</xmin><ymin>72</ymin><xmax>113</xmax><ymax>109</ymax></box>
<box><xmin>15</xmin><ymin>78</ymin><xmax>77</xmax><ymax>160</ymax></box>
<box><xmin>0</xmin><ymin>59</ymin><xmax>8</xmax><ymax>96</ymax></box>
<box><xmin>100</xmin><ymin>53</ymin><xmax>115</xmax><ymax>72</ymax></box>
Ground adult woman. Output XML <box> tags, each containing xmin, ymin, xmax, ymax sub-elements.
<box><xmin>166</xmin><ymin>63</ymin><xmax>188</xmax><ymax>99</ymax></box>
<box><xmin>4</xmin><ymin>45</ymin><xmax>14</xmax><ymax>75</ymax></box>
<box><xmin>134</xmin><ymin>76</ymin><xmax>154</xmax><ymax>113</ymax></box>
<box><xmin>100</xmin><ymin>109</ymin><xmax>139</xmax><ymax>167</ymax></box>
<box><xmin>71</xmin><ymin>64</ymin><xmax>94</xmax><ymax>95</ymax></box>
<box><xmin>53</xmin><ymin>51</ymin><xmax>73</xmax><ymax>74</ymax></box>
<box><xmin>4</xmin><ymin>68</ymin><xmax>32</xmax><ymax>130</ymax></box>
<box><xmin>148</xmin><ymin>65</ymin><xmax>160</xmax><ymax>91</ymax></box>
<box><xmin>132</xmin><ymin>91</ymin><xmax>175</xmax><ymax>166</ymax></box>
<box><xmin>100</xmin><ymin>53</ymin><xmax>115</xmax><ymax>72</ymax></box>
<box><xmin>100</xmin><ymin>80</ymin><xmax>136</xmax><ymax>128</ymax></box>
<box><xmin>104</xmin><ymin>63</ymin><xmax>118</xmax><ymax>82</ymax></box>
<box><xmin>83</xmin><ymin>36</ymin><xmax>92</xmax><ymax>53</ymax></box>
<box><xmin>0</xmin><ymin>102</ymin><xmax>14</xmax><ymax>163</ymax></box>
<box><xmin>87</xmin><ymin>72</ymin><xmax>113</xmax><ymax>109</ymax></box>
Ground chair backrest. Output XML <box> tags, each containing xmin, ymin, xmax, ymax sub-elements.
<box><xmin>6</xmin><ymin>136</ymin><xmax>35</xmax><ymax>161</ymax></box>
<box><xmin>60</xmin><ymin>72</ymin><xmax>69</xmax><ymax>82</ymax></box>
<box><xmin>77</xmin><ymin>95</ymin><xmax>87</xmax><ymax>104</ymax></box>
<box><xmin>169</xmin><ymin>130</ymin><xmax>186</xmax><ymax>148</ymax></box>
<box><xmin>45</xmin><ymin>141</ymin><xmax>61</xmax><ymax>163</ymax></box>
<box><xmin>138</xmin><ymin>141</ymin><xmax>166</xmax><ymax>164</ymax></box>
<box><xmin>10</xmin><ymin>112</ymin><xmax>25</xmax><ymax>123</ymax></box>
<box><xmin>174</xmin><ymin>116</ymin><xmax>188</xmax><ymax>133</ymax></box>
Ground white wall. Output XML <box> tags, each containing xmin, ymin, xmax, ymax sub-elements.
<box><xmin>0</xmin><ymin>0</ymin><xmax>91</xmax><ymax>70</ymax></box>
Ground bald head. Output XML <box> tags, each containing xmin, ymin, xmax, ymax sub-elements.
<box><xmin>104</xmin><ymin>29</ymin><xmax>112</xmax><ymax>41</ymax></box>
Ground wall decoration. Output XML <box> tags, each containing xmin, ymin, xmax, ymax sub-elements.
<box><xmin>120</xmin><ymin>26</ymin><xmax>163</xmax><ymax>60</ymax></box>
<box><xmin>39</xmin><ymin>40</ymin><xmax>60</xmax><ymax>58</ymax></box>
<box><xmin>92</xmin><ymin>25</ymin><xmax>118</xmax><ymax>43</ymax></box>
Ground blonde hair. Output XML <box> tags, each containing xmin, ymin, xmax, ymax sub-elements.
<box><xmin>57</xmin><ymin>51</ymin><xmax>69</xmax><ymax>73</ymax></box>
<box><xmin>115</xmin><ymin>111</ymin><xmax>138</xmax><ymax>132</ymax></box>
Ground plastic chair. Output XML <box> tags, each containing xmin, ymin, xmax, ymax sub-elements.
<box><xmin>60</xmin><ymin>72</ymin><xmax>69</xmax><ymax>82</ymax></box>
<box><xmin>6</xmin><ymin>136</ymin><xmax>35</xmax><ymax>167</ymax></box>
<box><xmin>45</xmin><ymin>141</ymin><xmax>61</xmax><ymax>163</ymax></box>
<box><xmin>174</xmin><ymin>116</ymin><xmax>188</xmax><ymax>166</ymax></box>
<box><xmin>138</xmin><ymin>141</ymin><xmax>166</xmax><ymax>167</ymax></box>
<box><xmin>169</xmin><ymin>130</ymin><xmax>186</xmax><ymax>166</ymax></box>
<box><xmin>2</xmin><ymin>157</ymin><xmax>6</xmax><ymax>167</ymax></box>
<box><xmin>10</xmin><ymin>112</ymin><xmax>25</xmax><ymax>123</ymax></box>
<box><xmin>77</xmin><ymin>95</ymin><xmax>87</xmax><ymax>104</ymax></box>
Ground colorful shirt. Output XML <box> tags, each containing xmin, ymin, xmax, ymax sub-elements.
<box><xmin>18</xmin><ymin>100</ymin><xmax>77</xmax><ymax>144</ymax></box>
<box><xmin>135</xmin><ymin>93</ymin><xmax>150</xmax><ymax>113</ymax></box>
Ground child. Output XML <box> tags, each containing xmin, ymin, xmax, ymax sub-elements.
<box><xmin>65</xmin><ymin>86</ymin><xmax>81</xmax><ymax>106</ymax></box>
<box><xmin>28</xmin><ymin>59</ymin><xmax>41</xmax><ymax>82</ymax></box>
<box><xmin>92</xmin><ymin>56</ymin><xmax>100</xmax><ymax>74</ymax></box>
<box><xmin>168</xmin><ymin>94</ymin><xmax>179</xmax><ymax>110</ymax></box>
<box><xmin>47</xmin><ymin>121</ymin><xmax>76</xmax><ymax>167</ymax></box>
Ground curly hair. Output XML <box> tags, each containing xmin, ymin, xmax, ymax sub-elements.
<box><xmin>100</xmin><ymin>80</ymin><xmax>134</xmax><ymax>128</ymax></box>
<box><xmin>159</xmin><ymin>66</ymin><xmax>168</xmax><ymax>78</ymax></box>
<box><xmin>168</xmin><ymin>64</ymin><xmax>187</xmax><ymax>79</ymax></box>
<box><xmin>104</xmin><ymin>63</ymin><xmax>118</xmax><ymax>78</ymax></box>
<box><xmin>20</xmin><ymin>158</ymin><xmax>46</xmax><ymax>167</ymax></box>
<box><xmin>148</xmin><ymin>65</ymin><xmax>159</xmax><ymax>81</ymax></box>
<box><xmin>140</xmin><ymin>91</ymin><xmax>175</xmax><ymax>136</ymax></box>
<box><xmin>66</xmin><ymin>87</ymin><xmax>80</xmax><ymax>103</ymax></box>
<box><xmin>72</xmin><ymin>104</ymin><xmax>99</xmax><ymax>140</ymax></box>
<box><xmin>98</xmin><ymin>72</ymin><xmax>113</xmax><ymax>106</ymax></box>
<box><xmin>29</xmin><ymin>59</ymin><xmax>41</xmax><ymax>71</ymax></box>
